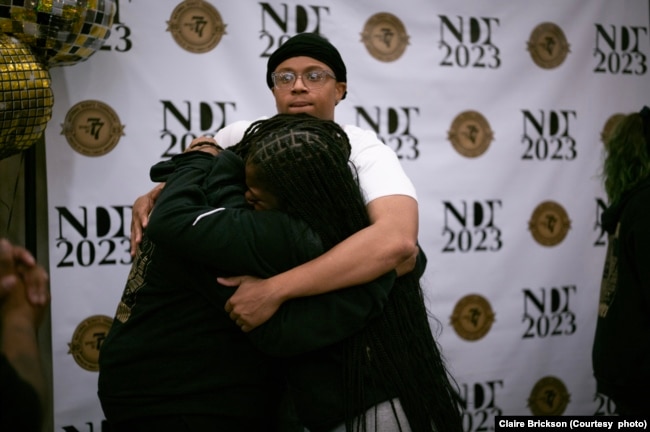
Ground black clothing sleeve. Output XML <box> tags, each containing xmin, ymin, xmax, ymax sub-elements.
<box><xmin>147</xmin><ymin>151</ymin><xmax>396</xmax><ymax>356</ymax></box>
<box><xmin>0</xmin><ymin>354</ymin><xmax>42</xmax><ymax>432</ymax></box>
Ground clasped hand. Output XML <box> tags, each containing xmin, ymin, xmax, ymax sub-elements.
<box><xmin>220</xmin><ymin>275</ymin><xmax>283</xmax><ymax>333</ymax></box>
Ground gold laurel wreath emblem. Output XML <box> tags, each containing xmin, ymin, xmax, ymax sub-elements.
<box><xmin>527</xmin><ymin>22</ymin><xmax>570</xmax><ymax>69</ymax></box>
<box><xmin>61</xmin><ymin>100</ymin><xmax>125</xmax><ymax>157</ymax></box>
<box><xmin>361</xmin><ymin>13</ymin><xmax>410</xmax><ymax>62</ymax></box>
<box><xmin>528</xmin><ymin>201</ymin><xmax>571</xmax><ymax>247</ymax></box>
<box><xmin>448</xmin><ymin>110</ymin><xmax>494</xmax><ymax>158</ymax></box>
<box><xmin>67</xmin><ymin>315</ymin><xmax>114</xmax><ymax>372</ymax></box>
<box><xmin>167</xmin><ymin>0</ymin><xmax>227</xmax><ymax>54</ymax></box>
<box><xmin>528</xmin><ymin>376</ymin><xmax>570</xmax><ymax>415</ymax></box>
<box><xmin>450</xmin><ymin>294</ymin><xmax>496</xmax><ymax>341</ymax></box>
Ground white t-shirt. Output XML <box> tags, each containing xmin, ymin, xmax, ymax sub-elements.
<box><xmin>215</xmin><ymin>119</ymin><xmax>417</xmax><ymax>204</ymax></box>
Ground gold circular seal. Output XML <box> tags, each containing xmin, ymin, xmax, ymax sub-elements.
<box><xmin>527</xmin><ymin>22</ymin><xmax>570</xmax><ymax>69</ymax></box>
<box><xmin>61</xmin><ymin>100</ymin><xmax>125</xmax><ymax>157</ymax></box>
<box><xmin>528</xmin><ymin>201</ymin><xmax>571</xmax><ymax>247</ymax></box>
<box><xmin>360</xmin><ymin>13</ymin><xmax>409</xmax><ymax>62</ymax></box>
<box><xmin>450</xmin><ymin>294</ymin><xmax>495</xmax><ymax>341</ymax></box>
<box><xmin>527</xmin><ymin>376</ymin><xmax>570</xmax><ymax>415</ymax></box>
<box><xmin>167</xmin><ymin>0</ymin><xmax>227</xmax><ymax>53</ymax></box>
<box><xmin>448</xmin><ymin>110</ymin><xmax>494</xmax><ymax>158</ymax></box>
<box><xmin>600</xmin><ymin>113</ymin><xmax>626</xmax><ymax>147</ymax></box>
<box><xmin>67</xmin><ymin>315</ymin><xmax>113</xmax><ymax>372</ymax></box>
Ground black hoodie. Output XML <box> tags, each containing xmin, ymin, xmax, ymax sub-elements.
<box><xmin>592</xmin><ymin>176</ymin><xmax>650</xmax><ymax>410</ymax></box>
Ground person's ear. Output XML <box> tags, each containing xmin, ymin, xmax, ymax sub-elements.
<box><xmin>335</xmin><ymin>82</ymin><xmax>347</xmax><ymax>103</ymax></box>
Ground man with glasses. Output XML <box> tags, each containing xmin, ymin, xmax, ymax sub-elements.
<box><xmin>130</xmin><ymin>32</ymin><xmax>419</xmax><ymax>332</ymax></box>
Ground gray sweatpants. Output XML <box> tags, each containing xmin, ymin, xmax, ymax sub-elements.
<box><xmin>325</xmin><ymin>398</ymin><xmax>412</xmax><ymax>432</ymax></box>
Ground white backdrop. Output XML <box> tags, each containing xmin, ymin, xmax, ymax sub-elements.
<box><xmin>43</xmin><ymin>0</ymin><xmax>650</xmax><ymax>430</ymax></box>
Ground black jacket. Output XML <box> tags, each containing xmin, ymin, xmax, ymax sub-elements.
<box><xmin>98</xmin><ymin>151</ymin><xmax>396</xmax><ymax>429</ymax></box>
<box><xmin>0</xmin><ymin>354</ymin><xmax>42</xmax><ymax>432</ymax></box>
<box><xmin>593</xmin><ymin>176</ymin><xmax>650</xmax><ymax>407</ymax></box>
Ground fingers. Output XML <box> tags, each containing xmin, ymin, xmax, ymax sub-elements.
<box><xmin>10</xmin><ymin>243</ymin><xmax>36</xmax><ymax>267</ymax></box>
<box><xmin>0</xmin><ymin>239</ymin><xmax>17</xmax><ymax>296</ymax></box>
<box><xmin>0</xmin><ymin>240</ymin><xmax>49</xmax><ymax>313</ymax></box>
<box><xmin>225</xmin><ymin>299</ymin><xmax>250</xmax><ymax>332</ymax></box>
<box><xmin>189</xmin><ymin>136</ymin><xmax>218</xmax><ymax>147</ymax></box>
<box><xmin>20</xmin><ymin>265</ymin><xmax>49</xmax><ymax>307</ymax></box>
<box><xmin>234</xmin><ymin>318</ymin><xmax>251</xmax><ymax>333</ymax></box>
<box><xmin>0</xmin><ymin>274</ymin><xmax>17</xmax><ymax>298</ymax></box>
<box><xmin>130</xmin><ymin>197</ymin><xmax>150</xmax><ymax>256</ymax></box>
<box><xmin>129</xmin><ymin>220</ymin><xmax>143</xmax><ymax>257</ymax></box>
<box><xmin>0</xmin><ymin>239</ymin><xmax>34</xmax><ymax>298</ymax></box>
<box><xmin>216</xmin><ymin>276</ymin><xmax>240</xmax><ymax>287</ymax></box>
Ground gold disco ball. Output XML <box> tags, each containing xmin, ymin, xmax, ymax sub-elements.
<box><xmin>0</xmin><ymin>0</ymin><xmax>116</xmax><ymax>68</ymax></box>
<box><xmin>0</xmin><ymin>33</ymin><xmax>53</xmax><ymax>160</ymax></box>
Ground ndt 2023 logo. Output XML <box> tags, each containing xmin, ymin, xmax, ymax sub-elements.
<box><xmin>594</xmin><ymin>197</ymin><xmax>607</xmax><ymax>247</ymax></box>
<box><xmin>521</xmin><ymin>110</ymin><xmax>577</xmax><ymax>161</ymax></box>
<box><xmin>459</xmin><ymin>380</ymin><xmax>504</xmax><ymax>432</ymax></box>
<box><xmin>442</xmin><ymin>200</ymin><xmax>503</xmax><ymax>253</ymax></box>
<box><xmin>259</xmin><ymin>2</ymin><xmax>331</xmax><ymax>57</ymax></box>
<box><xmin>594</xmin><ymin>23</ymin><xmax>648</xmax><ymax>75</ymax></box>
<box><xmin>160</xmin><ymin>100</ymin><xmax>236</xmax><ymax>157</ymax></box>
<box><xmin>522</xmin><ymin>285</ymin><xmax>577</xmax><ymax>339</ymax></box>
<box><xmin>99</xmin><ymin>0</ymin><xmax>134</xmax><ymax>54</ymax></box>
<box><xmin>437</xmin><ymin>14</ymin><xmax>501</xmax><ymax>69</ymax></box>
<box><xmin>54</xmin><ymin>206</ymin><xmax>132</xmax><ymax>268</ymax></box>
<box><xmin>355</xmin><ymin>106</ymin><xmax>420</xmax><ymax>160</ymax></box>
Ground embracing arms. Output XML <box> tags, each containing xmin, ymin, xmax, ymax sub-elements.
<box><xmin>143</xmin><ymin>150</ymin><xmax>399</xmax><ymax>355</ymax></box>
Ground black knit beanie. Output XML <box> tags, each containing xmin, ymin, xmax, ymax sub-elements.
<box><xmin>266</xmin><ymin>33</ymin><xmax>347</xmax><ymax>97</ymax></box>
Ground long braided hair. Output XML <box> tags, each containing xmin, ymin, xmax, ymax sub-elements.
<box><xmin>233</xmin><ymin>113</ymin><xmax>463</xmax><ymax>432</ymax></box>
<box><xmin>231</xmin><ymin>113</ymin><xmax>368</xmax><ymax>248</ymax></box>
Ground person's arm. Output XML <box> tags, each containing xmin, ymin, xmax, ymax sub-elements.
<box><xmin>130</xmin><ymin>127</ymin><xmax>248</xmax><ymax>256</ymax></box>
<box><xmin>129</xmin><ymin>138</ymin><xmax>221</xmax><ymax>256</ymax></box>
<box><xmin>129</xmin><ymin>183</ymin><xmax>164</xmax><ymax>256</ymax></box>
<box><xmin>222</xmin><ymin>194</ymin><xmax>418</xmax><ymax>330</ymax></box>
<box><xmin>1</xmin><ymin>278</ymin><xmax>48</xmax><ymax>408</ymax></box>
<box><xmin>0</xmin><ymin>239</ymin><xmax>50</xmax><ymax>427</ymax></box>
<box><xmin>247</xmin><ymin>270</ymin><xmax>396</xmax><ymax>357</ymax></box>
<box><xmin>221</xmin><ymin>124</ymin><xmax>420</xmax><ymax>330</ymax></box>
<box><xmin>144</xmin><ymin>151</ymin><xmax>400</xmax><ymax>350</ymax></box>
<box><xmin>248</xmin><ymin>244</ymin><xmax>426</xmax><ymax>355</ymax></box>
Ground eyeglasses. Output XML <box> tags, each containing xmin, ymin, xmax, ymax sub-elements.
<box><xmin>271</xmin><ymin>70</ymin><xmax>336</xmax><ymax>90</ymax></box>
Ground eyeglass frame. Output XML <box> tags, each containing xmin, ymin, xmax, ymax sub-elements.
<box><xmin>271</xmin><ymin>70</ymin><xmax>336</xmax><ymax>90</ymax></box>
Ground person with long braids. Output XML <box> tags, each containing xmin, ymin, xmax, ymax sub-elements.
<box><xmin>232</xmin><ymin>117</ymin><xmax>462</xmax><ymax>432</ymax></box>
<box><xmin>129</xmin><ymin>32</ymin><xmax>420</xmax><ymax>333</ymax></box>
<box><xmin>98</xmin><ymin>114</ymin><xmax>462</xmax><ymax>431</ymax></box>
<box><xmin>592</xmin><ymin>106</ymin><xmax>650</xmax><ymax>415</ymax></box>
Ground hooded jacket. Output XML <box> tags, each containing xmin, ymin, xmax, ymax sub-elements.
<box><xmin>592</xmin><ymin>176</ymin><xmax>650</xmax><ymax>407</ymax></box>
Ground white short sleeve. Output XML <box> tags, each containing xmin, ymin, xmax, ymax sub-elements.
<box><xmin>214</xmin><ymin>119</ymin><xmax>262</xmax><ymax>148</ymax></box>
<box><xmin>344</xmin><ymin>124</ymin><xmax>417</xmax><ymax>204</ymax></box>
<box><xmin>215</xmin><ymin>119</ymin><xmax>417</xmax><ymax>204</ymax></box>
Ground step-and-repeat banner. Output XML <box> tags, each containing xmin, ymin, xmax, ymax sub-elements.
<box><xmin>38</xmin><ymin>0</ymin><xmax>649</xmax><ymax>429</ymax></box>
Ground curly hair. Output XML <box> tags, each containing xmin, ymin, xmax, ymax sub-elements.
<box><xmin>233</xmin><ymin>113</ymin><xmax>463</xmax><ymax>432</ymax></box>
<box><xmin>602</xmin><ymin>107</ymin><xmax>650</xmax><ymax>204</ymax></box>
